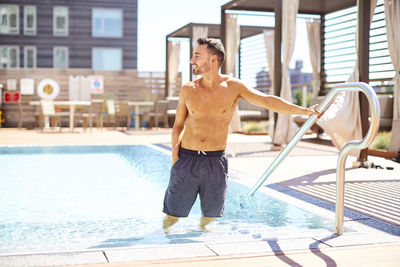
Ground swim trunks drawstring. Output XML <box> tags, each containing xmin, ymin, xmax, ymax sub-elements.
<box><xmin>198</xmin><ymin>150</ymin><xmax>207</xmax><ymax>155</ymax></box>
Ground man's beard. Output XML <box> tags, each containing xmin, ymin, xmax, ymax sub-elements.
<box><xmin>192</xmin><ymin>64</ymin><xmax>210</xmax><ymax>75</ymax></box>
<box><xmin>192</xmin><ymin>65</ymin><xmax>202</xmax><ymax>75</ymax></box>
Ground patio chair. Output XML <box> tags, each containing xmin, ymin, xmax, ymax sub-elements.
<box><xmin>238</xmin><ymin>99</ymin><xmax>269</xmax><ymax>121</ymax></box>
<box><xmin>115</xmin><ymin>101</ymin><xmax>131</xmax><ymax>129</ymax></box>
<box><xmin>34</xmin><ymin>104</ymin><xmax>43</xmax><ymax>129</ymax></box>
<box><xmin>74</xmin><ymin>99</ymin><xmax>104</xmax><ymax>131</ymax></box>
<box><xmin>371</xmin><ymin>94</ymin><xmax>393</xmax><ymax>131</ymax></box>
<box><xmin>40</xmin><ymin>99</ymin><xmax>70</xmax><ymax>131</ymax></box>
<box><xmin>90</xmin><ymin>99</ymin><xmax>105</xmax><ymax>129</ymax></box>
<box><xmin>102</xmin><ymin>99</ymin><xmax>116</xmax><ymax>128</ymax></box>
<box><xmin>149</xmin><ymin>100</ymin><xmax>169</xmax><ymax>128</ymax></box>
<box><xmin>166</xmin><ymin>97</ymin><xmax>178</xmax><ymax>127</ymax></box>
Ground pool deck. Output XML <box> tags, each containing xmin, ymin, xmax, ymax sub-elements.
<box><xmin>0</xmin><ymin>127</ymin><xmax>399</xmax><ymax>267</ymax></box>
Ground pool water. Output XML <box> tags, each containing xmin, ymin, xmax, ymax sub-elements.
<box><xmin>0</xmin><ymin>145</ymin><xmax>333</xmax><ymax>254</ymax></box>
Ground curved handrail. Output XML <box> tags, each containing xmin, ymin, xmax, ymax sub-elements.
<box><xmin>246</xmin><ymin>82</ymin><xmax>380</xmax><ymax>235</ymax></box>
<box><xmin>334</xmin><ymin>83</ymin><xmax>380</xmax><ymax>235</ymax></box>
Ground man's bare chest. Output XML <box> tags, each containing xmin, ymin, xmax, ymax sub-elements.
<box><xmin>186</xmin><ymin>91</ymin><xmax>238</xmax><ymax>116</ymax></box>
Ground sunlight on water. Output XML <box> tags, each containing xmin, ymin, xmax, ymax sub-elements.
<box><xmin>0</xmin><ymin>145</ymin><xmax>332</xmax><ymax>254</ymax></box>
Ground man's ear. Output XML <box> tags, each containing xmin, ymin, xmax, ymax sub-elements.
<box><xmin>211</xmin><ymin>54</ymin><xmax>218</xmax><ymax>64</ymax></box>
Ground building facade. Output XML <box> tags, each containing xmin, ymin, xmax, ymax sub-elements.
<box><xmin>256</xmin><ymin>60</ymin><xmax>313</xmax><ymax>94</ymax></box>
<box><xmin>0</xmin><ymin>0</ymin><xmax>137</xmax><ymax>70</ymax></box>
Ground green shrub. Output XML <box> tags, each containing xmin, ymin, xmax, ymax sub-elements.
<box><xmin>242</xmin><ymin>121</ymin><xmax>268</xmax><ymax>132</ymax></box>
<box><xmin>292</xmin><ymin>88</ymin><xmax>313</xmax><ymax>107</ymax></box>
<box><xmin>370</xmin><ymin>131</ymin><xmax>392</xmax><ymax>150</ymax></box>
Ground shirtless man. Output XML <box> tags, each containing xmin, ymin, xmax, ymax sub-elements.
<box><xmin>163</xmin><ymin>38</ymin><xmax>320</xmax><ymax>233</ymax></box>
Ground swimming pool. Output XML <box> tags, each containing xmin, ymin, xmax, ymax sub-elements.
<box><xmin>0</xmin><ymin>145</ymin><xmax>333</xmax><ymax>255</ymax></box>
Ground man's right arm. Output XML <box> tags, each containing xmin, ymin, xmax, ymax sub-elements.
<box><xmin>234</xmin><ymin>79</ymin><xmax>319</xmax><ymax>117</ymax></box>
<box><xmin>171</xmin><ymin>87</ymin><xmax>188</xmax><ymax>165</ymax></box>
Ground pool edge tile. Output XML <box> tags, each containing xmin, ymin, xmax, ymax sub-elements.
<box><xmin>207</xmin><ymin>238</ymin><xmax>331</xmax><ymax>256</ymax></box>
<box><xmin>104</xmin><ymin>243</ymin><xmax>216</xmax><ymax>263</ymax></box>
<box><xmin>0</xmin><ymin>251</ymin><xmax>107</xmax><ymax>267</ymax></box>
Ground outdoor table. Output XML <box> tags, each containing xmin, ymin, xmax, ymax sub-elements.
<box><xmin>29</xmin><ymin>100</ymin><xmax>91</xmax><ymax>131</ymax></box>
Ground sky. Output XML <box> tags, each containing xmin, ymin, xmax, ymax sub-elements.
<box><xmin>137</xmin><ymin>0</ymin><xmax>313</xmax><ymax>81</ymax></box>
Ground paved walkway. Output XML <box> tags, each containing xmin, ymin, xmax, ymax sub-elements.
<box><xmin>71</xmin><ymin>243</ymin><xmax>400</xmax><ymax>267</ymax></box>
<box><xmin>0</xmin><ymin>128</ymin><xmax>399</xmax><ymax>267</ymax></box>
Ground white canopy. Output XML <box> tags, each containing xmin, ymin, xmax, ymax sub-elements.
<box><xmin>386</xmin><ymin>0</ymin><xmax>400</xmax><ymax>152</ymax></box>
<box><xmin>225</xmin><ymin>14</ymin><xmax>242</xmax><ymax>133</ymax></box>
<box><xmin>263</xmin><ymin>29</ymin><xmax>275</xmax><ymax>137</ymax></box>
<box><xmin>273</xmin><ymin>0</ymin><xmax>299</xmax><ymax>145</ymax></box>
<box><xmin>317</xmin><ymin>0</ymin><xmax>377</xmax><ymax>156</ymax></box>
<box><xmin>167</xmin><ymin>42</ymin><xmax>180</xmax><ymax>97</ymax></box>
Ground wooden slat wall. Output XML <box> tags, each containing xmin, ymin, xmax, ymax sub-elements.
<box><xmin>0</xmin><ymin>68</ymin><xmax>181</xmax><ymax>127</ymax></box>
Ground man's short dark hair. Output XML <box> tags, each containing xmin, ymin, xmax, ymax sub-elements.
<box><xmin>197</xmin><ymin>38</ymin><xmax>225</xmax><ymax>66</ymax></box>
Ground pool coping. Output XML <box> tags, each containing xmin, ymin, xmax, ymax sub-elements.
<box><xmin>1</xmin><ymin>143</ymin><xmax>399</xmax><ymax>266</ymax></box>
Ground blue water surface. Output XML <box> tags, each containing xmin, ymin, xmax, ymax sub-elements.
<box><xmin>0</xmin><ymin>145</ymin><xmax>332</xmax><ymax>254</ymax></box>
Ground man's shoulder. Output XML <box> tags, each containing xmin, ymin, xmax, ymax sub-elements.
<box><xmin>220</xmin><ymin>74</ymin><xmax>235</xmax><ymax>81</ymax></box>
<box><xmin>222</xmin><ymin>75</ymin><xmax>245</xmax><ymax>88</ymax></box>
<box><xmin>179</xmin><ymin>80</ymin><xmax>198</xmax><ymax>98</ymax></box>
<box><xmin>181</xmin><ymin>80</ymin><xmax>197</xmax><ymax>91</ymax></box>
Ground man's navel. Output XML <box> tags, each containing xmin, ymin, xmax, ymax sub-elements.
<box><xmin>200</xmin><ymin>137</ymin><xmax>206</xmax><ymax>142</ymax></box>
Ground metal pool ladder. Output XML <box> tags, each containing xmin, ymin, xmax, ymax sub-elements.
<box><xmin>247</xmin><ymin>82</ymin><xmax>380</xmax><ymax>235</ymax></box>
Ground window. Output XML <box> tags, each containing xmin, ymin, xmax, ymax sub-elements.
<box><xmin>92</xmin><ymin>8</ymin><xmax>122</xmax><ymax>38</ymax></box>
<box><xmin>24</xmin><ymin>46</ymin><xmax>36</xmax><ymax>68</ymax></box>
<box><xmin>0</xmin><ymin>46</ymin><xmax>19</xmax><ymax>68</ymax></box>
<box><xmin>0</xmin><ymin>5</ymin><xmax>19</xmax><ymax>34</ymax></box>
<box><xmin>24</xmin><ymin>6</ymin><xmax>36</xmax><ymax>35</ymax></box>
<box><xmin>0</xmin><ymin>47</ymin><xmax>6</xmax><ymax>67</ymax></box>
<box><xmin>54</xmin><ymin>47</ymin><xmax>68</xmax><ymax>69</ymax></box>
<box><xmin>53</xmin><ymin>6</ymin><xmax>68</xmax><ymax>36</ymax></box>
<box><xmin>92</xmin><ymin>48</ymin><xmax>122</xmax><ymax>70</ymax></box>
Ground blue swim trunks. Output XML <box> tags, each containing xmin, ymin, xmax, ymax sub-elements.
<box><xmin>163</xmin><ymin>147</ymin><xmax>228</xmax><ymax>218</ymax></box>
